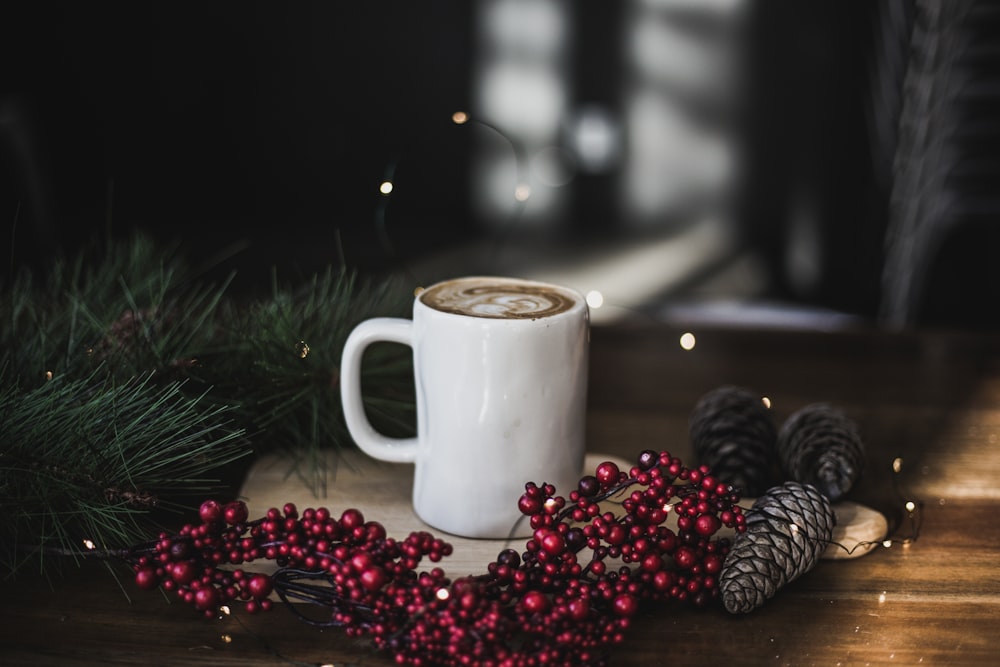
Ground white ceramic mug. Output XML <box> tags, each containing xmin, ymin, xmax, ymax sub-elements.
<box><xmin>340</xmin><ymin>276</ymin><xmax>589</xmax><ymax>538</ymax></box>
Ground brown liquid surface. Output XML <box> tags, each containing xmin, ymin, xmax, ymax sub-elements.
<box><xmin>420</xmin><ymin>278</ymin><xmax>579</xmax><ymax>319</ymax></box>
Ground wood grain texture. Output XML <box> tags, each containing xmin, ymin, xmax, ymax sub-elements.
<box><xmin>3</xmin><ymin>323</ymin><xmax>999</xmax><ymax>666</ymax></box>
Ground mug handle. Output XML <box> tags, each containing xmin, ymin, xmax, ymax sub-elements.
<box><xmin>340</xmin><ymin>317</ymin><xmax>418</xmax><ymax>463</ymax></box>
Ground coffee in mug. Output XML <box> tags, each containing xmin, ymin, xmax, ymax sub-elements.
<box><xmin>340</xmin><ymin>276</ymin><xmax>589</xmax><ymax>538</ymax></box>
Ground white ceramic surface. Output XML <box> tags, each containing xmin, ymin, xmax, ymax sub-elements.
<box><xmin>340</xmin><ymin>276</ymin><xmax>589</xmax><ymax>538</ymax></box>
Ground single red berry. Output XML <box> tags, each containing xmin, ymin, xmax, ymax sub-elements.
<box><xmin>199</xmin><ymin>500</ymin><xmax>222</xmax><ymax>524</ymax></box>
<box><xmin>595</xmin><ymin>461</ymin><xmax>620</xmax><ymax>486</ymax></box>
<box><xmin>134</xmin><ymin>567</ymin><xmax>160</xmax><ymax>591</ymax></box>
<box><xmin>539</xmin><ymin>531</ymin><xmax>565</xmax><ymax>556</ymax></box>
<box><xmin>612</xmin><ymin>594</ymin><xmax>639</xmax><ymax>617</ymax></box>
<box><xmin>247</xmin><ymin>574</ymin><xmax>273</xmax><ymax>599</ymax></box>
<box><xmin>674</xmin><ymin>546</ymin><xmax>697</xmax><ymax>570</ymax></box>
<box><xmin>170</xmin><ymin>560</ymin><xmax>196</xmax><ymax>585</ymax></box>
<box><xmin>194</xmin><ymin>586</ymin><xmax>220</xmax><ymax>611</ymax></box>
<box><xmin>567</xmin><ymin>596</ymin><xmax>590</xmax><ymax>620</ymax></box>
<box><xmin>640</xmin><ymin>553</ymin><xmax>663</xmax><ymax>573</ymax></box>
<box><xmin>365</xmin><ymin>521</ymin><xmax>387</xmax><ymax>542</ymax></box>
<box><xmin>518</xmin><ymin>494</ymin><xmax>542</xmax><ymax>515</ymax></box>
<box><xmin>223</xmin><ymin>501</ymin><xmax>249</xmax><ymax>526</ymax></box>
<box><xmin>652</xmin><ymin>569</ymin><xmax>676</xmax><ymax>592</ymax></box>
<box><xmin>340</xmin><ymin>508</ymin><xmax>365</xmax><ymax>530</ymax></box>
<box><xmin>520</xmin><ymin>590</ymin><xmax>551</xmax><ymax>614</ymax></box>
<box><xmin>360</xmin><ymin>566</ymin><xmax>387</xmax><ymax>592</ymax></box>
<box><xmin>703</xmin><ymin>554</ymin><xmax>723</xmax><ymax>574</ymax></box>
<box><xmin>657</xmin><ymin>530</ymin><xmax>678</xmax><ymax>552</ymax></box>
<box><xmin>351</xmin><ymin>552</ymin><xmax>374</xmax><ymax>573</ymax></box>
<box><xmin>694</xmin><ymin>514</ymin><xmax>721</xmax><ymax>537</ymax></box>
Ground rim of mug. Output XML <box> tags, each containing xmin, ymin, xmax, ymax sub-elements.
<box><xmin>415</xmin><ymin>275</ymin><xmax>588</xmax><ymax>321</ymax></box>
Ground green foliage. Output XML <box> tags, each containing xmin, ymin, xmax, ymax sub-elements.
<box><xmin>0</xmin><ymin>370</ymin><xmax>248</xmax><ymax>577</ymax></box>
<box><xmin>0</xmin><ymin>234</ymin><xmax>416</xmax><ymax>577</ymax></box>
<box><xmin>0</xmin><ymin>235</ymin><xmax>223</xmax><ymax>385</ymax></box>
<box><xmin>200</xmin><ymin>267</ymin><xmax>416</xmax><ymax>494</ymax></box>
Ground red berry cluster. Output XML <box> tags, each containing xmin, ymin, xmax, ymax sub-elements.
<box><xmin>129</xmin><ymin>499</ymin><xmax>451</xmax><ymax>621</ymax></box>
<box><xmin>127</xmin><ymin>449</ymin><xmax>745</xmax><ymax>667</ymax></box>
<box><xmin>524</xmin><ymin>449</ymin><xmax>747</xmax><ymax>608</ymax></box>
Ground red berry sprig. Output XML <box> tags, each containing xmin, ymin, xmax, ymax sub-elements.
<box><xmin>514</xmin><ymin>449</ymin><xmax>745</xmax><ymax>612</ymax></box>
<box><xmin>128</xmin><ymin>500</ymin><xmax>452</xmax><ymax>620</ymax></box>
<box><xmin>126</xmin><ymin>449</ymin><xmax>745</xmax><ymax>666</ymax></box>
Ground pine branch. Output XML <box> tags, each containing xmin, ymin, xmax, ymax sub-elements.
<box><xmin>0</xmin><ymin>234</ymin><xmax>220</xmax><ymax>386</ymax></box>
<box><xmin>0</xmin><ymin>233</ymin><xmax>417</xmax><ymax>577</ymax></box>
<box><xmin>201</xmin><ymin>267</ymin><xmax>415</xmax><ymax>494</ymax></box>
<box><xmin>0</xmin><ymin>368</ymin><xmax>250</xmax><ymax>578</ymax></box>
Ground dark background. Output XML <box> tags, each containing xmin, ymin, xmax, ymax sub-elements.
<box><xmin>1</xmin><ymin>2</ymin><xmax>476</xmax><ymax>289</ymax></box>
<box><xmin>2</xmin><ymin>2</ymin><xmax>997</xmax><ymax>325</ymax></box>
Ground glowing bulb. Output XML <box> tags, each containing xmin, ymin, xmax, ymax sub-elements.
<box><xmin>761</xmin><ymin>396</ymin><xmax>772</xmax><ymax>409</ymax></box>
<box><xmin>379</xmin><ymin>180</ymin><xmax>394</xmax><ymax>195</ymax></box>
<box><xmin>586</xmin><ymin>290</ymin><xmax>604</xmax><ymax>309</ymax></box>
<box><xmin>436</xmin><ymin>587</ymin><xmax>451</xmax><ymax>601</ymax></box>
<box><xmin>219</xmin><ymin>605</ymin><xmax>231</xmax><ymax>616</ymax></box>
<box><xmin>82</xmin><ymin>539</ymin><xmax>96</xmax><ymax>550</ymax></box>
<box><xmin>679</xmin><ymin>332</ymin><xmax>696</xmax><ymax>351</ymax></box>
<box><xmin>452</xmin><ymin>110</ymin><xmax>469</xmax><ymax>125</ymax></box>
<box><xmin>514</xmin><ymin>183</ymin><xmax>531</xmax><ymax>202</ymax></box>
<box><xmin>883</xmin><ymin>539</ymin><xmax>893</xmax><ymax>548</ymax></box>
<box><xmin>905</xmin><ymin>501</ymin><xmax>916</xmax><ymax>513</ymax></box>
<box><xmin>878</xmin><ymin>591</ymin><xmax>887</xmax><ymax>604</ymax></box>
<box><xmin>892</xmin><ymin>457</ymin><xmax>903</xmax><ymax>474</ymax></box>
<box><xmin>221</xmin><ymin>634</ymin><xmax>233</xmax><ymax>644</ymax></box>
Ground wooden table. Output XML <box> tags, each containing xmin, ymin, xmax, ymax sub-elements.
<box><xmin>3</xmin><ymin>322</ymin><xmax>1000</xmax><ymax>666</ymax></box>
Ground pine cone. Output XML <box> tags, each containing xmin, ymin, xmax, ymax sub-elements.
<box><xmin>777</xmin><ymin>403</ymin><xmax>865</xmax><ymax>502</ymax></box>
<box><xmin>720</xmin><ymin>481</ymin><xmax>835</xmax><ymax>614</ymax></box>
<box><xmin>689</xmin><ymin>386</ymin><xmax>777</xmax><ymax>496</ymax></box>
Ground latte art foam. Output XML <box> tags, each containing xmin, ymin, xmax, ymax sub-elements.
<box><xmin>420</xmin><ymin>278</ymin><xmax>578</xmax><ymax>319</ymax></box>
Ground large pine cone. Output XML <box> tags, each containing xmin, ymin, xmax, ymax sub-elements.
<box><xmin>689</xmin><ymin>386</ymin><xmax>777</xmax><ymax>497</ymax></box>
<box><xmin>777</xmin><ymin>403</ymin><xmax>865</xmax><ymax>502</ymax></box>
<box><xmin>720</xmin><ymin>481</ymin><xmax>835</xmax><ymax>614</ymax></box>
